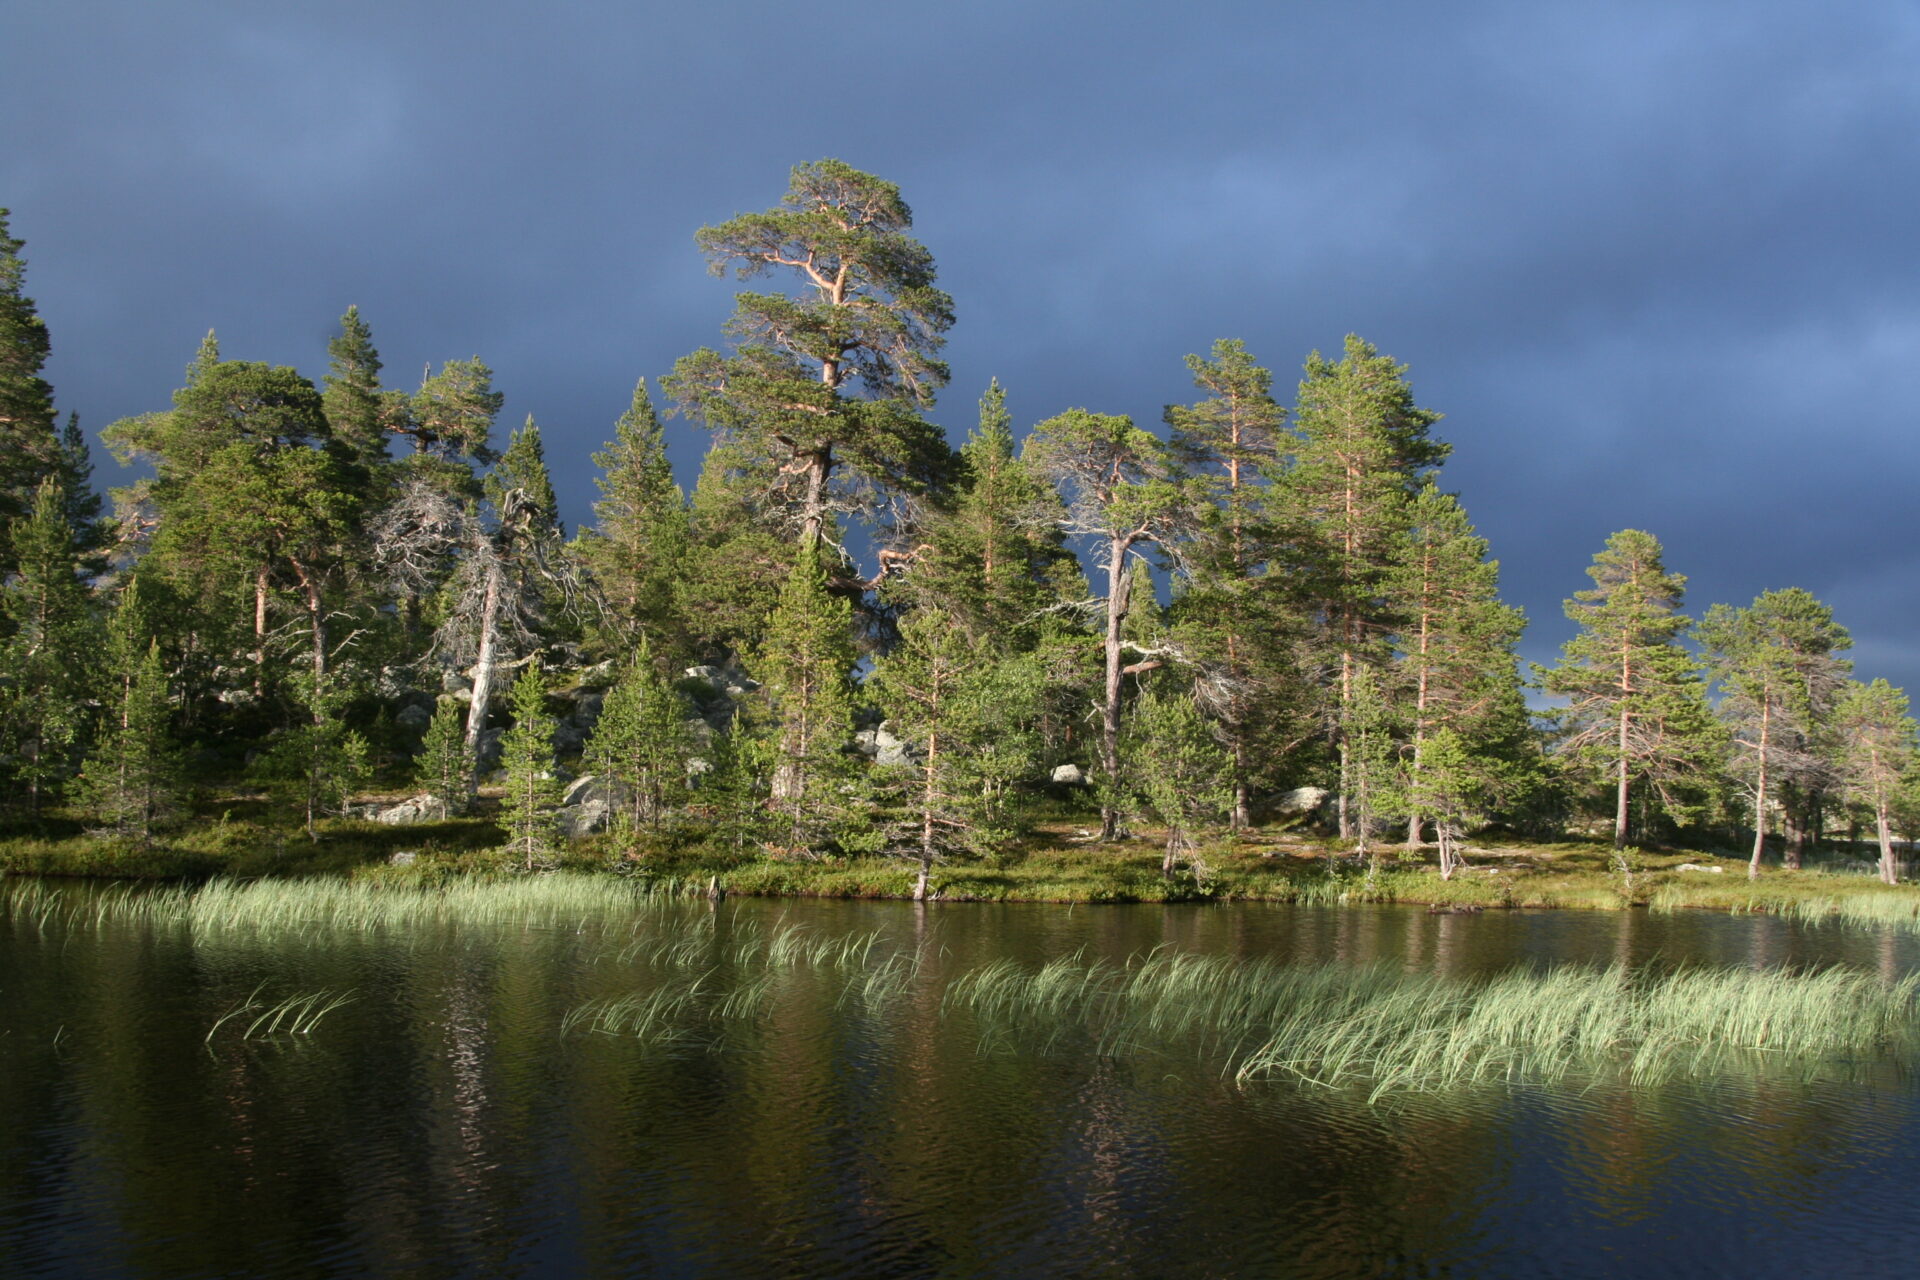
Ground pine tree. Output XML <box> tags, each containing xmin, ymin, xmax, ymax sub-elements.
<box><xmin>0</xmin><ymin>209</ymin><xmax>64</xmax><ymax>570</ymax></box>
<box><xmin>496</xmin><ymin>660</ymin><xmax>560</xmax><ymax>870</ymax></box>
<box><xmin>1390</xmin><ymin>484</ymin><xmax>1527</xmax><ymax>846</ymax></box>
<box><xmin>1126</xmin><ymin>684</ymin><xmax>1232</xmax><ymax>879</ymax></box>
<box><xmin>415</xmin><ymin>697</ymin><xmax>472</xmax><ymax>817</ymax></box>
<box><xmin>757</xmin><ymin>542</ymin><xmax>859</xmax><ymax>855</ymax></box>
<box><xmin>1697</xmin><ymin>588</ymin><xmax>1852</xmax><ymax>877</ymax></box>
<box><xmin>664</xmin><ymin>159</ymin><xmax>957</xmax><ymax>552</ymax></box>
<box><xmin>1833</xmin><ymin>679</ymin><xmax>1915</xmax><ymax>885</ymax></box>
<box><xmin>584</xmin><ymin>639</ymin><xmax>697</xmax><ymax>831</ymax></box>
<box><xmin>1025</xmin><ymin>408</ymin><xmax>1188</xmax><ymax>839</ymax></box>
<box><xmin>1541</xmin><ymin>530</ymin><xmax>1720</xmax><ymax>848</ymax></box>
<box><xmin>1282</xmin><ymin>335</ymin><xmax>1447</xmax><ymax>836</ymax></box>
<box><xmin>1164</xmin><ymin>339</ymin><xmax>1294</xmax><ymax>828</ymax></box>
<box><xmin>409</xmin><ymin>356</ymin><xmax>504</xmax><ymax>463</ymax></box>
<box><xmin>581</xmin><ymin>379</ymin><xmax>689</xmax><ymax>654</ymax></box>
<box><xmin>1407</xmin><ymin>727</ymin><xmax>1485</xmax><ymax>880</ymax></box>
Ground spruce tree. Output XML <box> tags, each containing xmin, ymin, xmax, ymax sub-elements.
<box><xmin>80</xmin><ymin>585</ymin><xmax>180</xmax><ymax>846</ymax></box>
<box><xmin>889</xmin><ymin>380</ymin><xmax>1077</xmax><ymax>648</ymax></box>
<box><xmin>665</xmin><ymin>159</ymin><xmax>957</xmax><ymax>552</ymax></box>
<box><xmin>496</xmin><ymin>660</ymin><xmax>560</xmax><ymax>870</ymax></box>
<box><xmin>1697</xmin><ymin>588</ymin><xmax>1852</xmax><ymax>877</ymax></box>
<box><xmin>321</xmin><ymin>306</ymin><xmax>395</xmax><ymax>470</ymax></box>
<box><xmin>1282</xmin><ymin>335</ymin><xmax>1447</xmax><ymax>836</ymax></box>
<box><xmin>415</xmin><ymin>697</ymin><xmax>472</xmax><ymax>817</ymax></box>
<box><xmin>871</xmin><ymin>605</ymin><xmax>1041</xmax><ymax>898</ymax></box>
<box><xmin>677</xmin><ymin>438</ymin><xmax>794</xmax><ymax>662</ymax></box>
<box><xmin>1</xmin><ymin>478</ymin><xmax>100</xmax><ymax>812</ymax></box>
<box><xmin>758</xmin><ymin>541</ymin><xmax>860</xmax><ymax>855</ymax></box>
<box><xmin>251</xmin><ymin>673</ymin><xmax>371</xmax><ymax>840</ymax></box>
<box><xmin>582</xmin><ymin>379</ymin><xmax>690</xmax><ymax>654</ymax></box>
<box><xmin>584</xmin><ymin>639</ymin><xmax>697</xmax><ymax>831</ymax></box>
<box><xmin>1541</xmin><ymin>530</ymin><xmax>1720</xmax><ymax>848</ymax></box>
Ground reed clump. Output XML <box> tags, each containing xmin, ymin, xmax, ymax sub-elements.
<box><xmin>945</xmin><ymin>951</ymin><xmax>1920</xmax><ymax>1100</ymax></box>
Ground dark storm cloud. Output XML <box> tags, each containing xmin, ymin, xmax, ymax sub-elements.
<box><xmin>6</xmin><ymin>0</ymin><xmax>1919</xmax><ymax>684</ymax></box>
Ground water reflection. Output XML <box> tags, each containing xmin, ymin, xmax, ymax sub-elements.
<box><xmin>4</xmin><ymin>892</ymin><xmax>1920</xmax><ymax>1278</ymax></box>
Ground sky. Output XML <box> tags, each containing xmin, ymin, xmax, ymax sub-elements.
<box><xmin>5</xmin><ymin>0</ymin><xmax>1919</xmax><ymax>689</ymax></box>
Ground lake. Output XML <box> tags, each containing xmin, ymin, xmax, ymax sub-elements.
<box><xmin>5</xmin><ymin>879</ymin><xmax>1920</xmax><ymax>1278</ymax></box>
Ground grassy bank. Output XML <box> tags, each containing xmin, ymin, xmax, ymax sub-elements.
<box><xmin>6</xmin><ymin>800</ymin><xmax>1920</xmax><ymax>930</ymax></box>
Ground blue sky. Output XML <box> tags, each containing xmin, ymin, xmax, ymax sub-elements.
<box><xmin>6</xmin><ymin>0</ymin><xmax>1919</xmax><ymax>686</ymax></box>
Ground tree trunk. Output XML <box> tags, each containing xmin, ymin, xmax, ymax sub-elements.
<box><xmin>1747</xmin><ymin>702</ymin><xmax>1770</xmax><ymax>879</ymax></box>
<box><xmin>799</xmin><ymin>447</ymin><xmax>832</xmax><ymax>550</ymax></box>
<box><xmin>1098</xmin><ymin>535</ymin><xmax>1131</xmax><ymax>841</ymax></box>
<box><xmin>1877</xmin><ymin>804</ymin><xmax>1898</xmax><ymax>885</ymax></box>
<box><xmin>464</xmin><ymin>557</ymin><xmax>504</xmax><ymax>793</ymax></box>
<box><xmin>1614</xmin><ymin>707</ymin><xmax>1631</xmax><ymax>849</ymax></box>
<box><xmin>253</xmin><ymin>564</ymin><xmax>270</xmax><ymax>698</ymax></box>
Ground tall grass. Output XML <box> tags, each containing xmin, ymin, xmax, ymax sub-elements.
<box><xmin>3</xmin><ymin>873</ymin><xmax>697</xmax><ymax>940</ymax></box>
<box><xmin>13</xmin><ymin>876</ymin><xmax>1920</xmax><ymax>1099</ymax></box>
<box><xmin>945</xmin><ymin>951</ymin><xmax>1920</xmax><ymax>1101</ymax></box>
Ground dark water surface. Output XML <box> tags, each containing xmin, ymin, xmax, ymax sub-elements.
<box><xmin>5</xmin><ymin>888</ymin><xmax>1920</xmax><ymax>1278</ymax></box>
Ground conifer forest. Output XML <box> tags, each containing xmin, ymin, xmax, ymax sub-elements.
<box><xmin>1</xmin><ymin>161</ymin><xmax>1913</xmax><ymax>898</ymax></box>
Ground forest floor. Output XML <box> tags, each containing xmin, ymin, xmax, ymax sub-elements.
<box><xmin>3</xmin><ymin>791</ymin><xmax>1918</xmax><ymax>927</ymax></box>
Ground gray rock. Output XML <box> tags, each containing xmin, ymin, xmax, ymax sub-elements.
<box><xmin>1274</xmin><ymin>786</ymin><xmax>1330</xmax><ymax>815</ymax></box>
<box><xmin>684</xmin><ymin>664</ymin><xmax>724</xmax><ymax>687</ymax></box>
<box><xmin>395</xmin><ymin>703</ymin><xmax>432</xmax><ymax>731</ymax></box>
<box><xmin>1674</xmin><ymin>863</ymin><xmax>1725</xmax><ymax>873</ymax></box>
<box><xmin>388</xmin><ymin>850</ymin><xmax>419</xmax><ymax>867</ymax></box>
<box><xmin>441</xmin><ymin>670</ymin><xmax>473</xmax><ymax>694</ymax></box>
<box><xmin>853</xmin><ymin>728</ymin><xmax>881</xmax><ymax>756</ymax></box>
<box><xmin>376</xmin><ymin>794</ymin><xmax>448</xmax><ymax>825</ymax></box>
<box><xmin>1051</xmin><ymin>763</ymin><xmax>1086</xmax><ymax>785</ymax></box>
<box><xmin>555</xmin><ymin>776</ymin><xmax>634</xmax><ymax>838</ymax></box>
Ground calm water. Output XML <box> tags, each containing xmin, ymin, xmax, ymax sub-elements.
<box><xmin>6</xmin><ymin>886</ymin><xmax>1920</xmax><ymax>1278</ymax></box>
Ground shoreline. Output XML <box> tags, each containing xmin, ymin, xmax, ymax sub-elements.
<box><xmin>5</xmin><ymin>812</ymin><xmax>1919</xmax><ymax>927</ymax></box>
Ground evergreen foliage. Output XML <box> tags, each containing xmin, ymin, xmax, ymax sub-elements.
<box><xmin>584</xmin><ymin>639</ymin><xmax>697</xmax><ymax>831</ymax></box>
<box><xmin>1126</xmin><ymin>684</ymin><xmax>1232</xmax><ymax>879</ymax></box>
<box><xmin>415</xmin><ymin>697</ymin><xmax>472</xmax><ymax>817</ymax></box>
<box><xmin>758</xmin><ymin>542</ymin><xmax>862</xmax><ymax>855</ymax></box>
<box><xmin>1541</xmin><ymin>530</ymin><xmax>1722</xmax><ymax>848</ymax></box>
<box><xmin>497</xmin><ymin>661</ymin><xmax>560</xmax><ymax>870</ymax></box>
<box><xmin>664</xmin><ymin>159</ymin><xmax>957</xmax><ymax>551</ymax></box>
<box><xmin>79</xmin><ymin>586</ymin><xmax>181</xmax><ymax>845</ymax></box>
<box><xmin>581</xmin><ymin>379</ymin><xmax>690</xmax><ymax>655</ymax></box>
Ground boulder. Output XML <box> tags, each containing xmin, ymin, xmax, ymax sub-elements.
<box><xmin>376</xmin><ymin>794</ymin><xmax>448</xmax><ymax>825</ymax></box>
<box><xmin>1274</xmin><ymin>786</ymin><xmax>1329</xmax><ymax>815</ymax></box>
<box><xmin>395</xmin><ymin>703</ymin><xmax>432</xmax><ymax>731</ymax></box>
<box><xmin>441</xmin><ymin>670</ymin><xmax>473</xmax><ymax>695</ymax></box>
<box><xmin>387</xmin><ymin>850</ymin><xmax>419</xmax><ymax>867</ymax></box>
<box><xmin>1051</xmin><ymin>763</ymin><xmax>1086</xmax><ymax>785</ymax></box>
<box><xmin>1674</xmin><ymin>863</ymin><xmax>1725</xmax><ymax>874</ymax></box>
<box><xmin>556</xmin><ymin>774</ymin><xmax>636</xmax><ymax>836</ymax></box>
